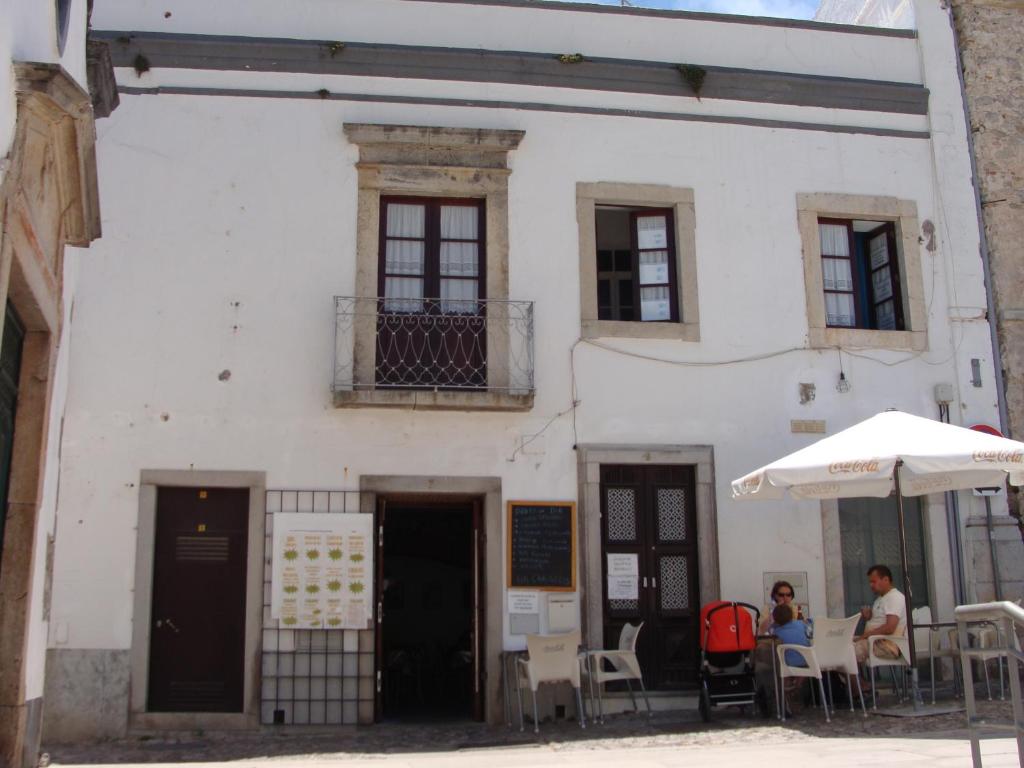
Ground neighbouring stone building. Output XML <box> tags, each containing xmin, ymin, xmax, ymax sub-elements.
<box><xmin>0</xmin><ymin>1</ymin><xmax>115</xmax><ymax>765</ymax></box>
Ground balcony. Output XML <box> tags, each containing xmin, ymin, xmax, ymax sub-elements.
<box><xmin>333</xmin><ymin>297</ymin><xmax>535</xmax><ymax>411</ymax></box>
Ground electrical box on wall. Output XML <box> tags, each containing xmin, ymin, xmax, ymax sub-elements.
<box><xmin>547</xmin><ymin>595</ymin><xmax>577</xmax><ymax>633</ymax></box>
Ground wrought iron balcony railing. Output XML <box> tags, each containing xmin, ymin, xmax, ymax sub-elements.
<box><xmin>333</xmin><ymin>297</ymin><xmax>535</xmax><ymax>396</ymax></box>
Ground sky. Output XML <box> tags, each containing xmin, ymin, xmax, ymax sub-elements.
<box><xmin>551</xmin><ymin>0</ymin><xmax>821</xmax><ymax>21</ymax></box>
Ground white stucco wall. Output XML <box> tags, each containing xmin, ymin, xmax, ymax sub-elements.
<box><xmin>47</xmin><ymin>0</ymin><xmax>997</xmax><ymax>668</ymax></box>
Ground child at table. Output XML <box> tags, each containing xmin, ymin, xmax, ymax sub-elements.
<box><xmin>773</xmin><ymin>603</ymin><xmax>811</xmax><ymax>666</ymax></box>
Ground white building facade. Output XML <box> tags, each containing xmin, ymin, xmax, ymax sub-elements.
<box><xmin>41</xmin><ymin>0</ymin><xmax>1012</xmax><ymax>742</ymax></box>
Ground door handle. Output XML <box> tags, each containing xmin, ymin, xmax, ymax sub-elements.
<box><xmin>642</xmin><ymin>577</ymin><xmax>648</xmax><ymax>588</ymax></box>
<box><xmin>652</xmin><ymin>577</ymin><xmax>658</xmax><ymax>589</ymax></box>
<box><xmin>156</xmin><ymin>618</ymin><xmax>181</xmax><ymax>633</ymax></box>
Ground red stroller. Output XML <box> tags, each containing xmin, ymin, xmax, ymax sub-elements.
<box><xmin>697</xmin><ymin>600</ymin><xmax>761</xmax><ymax>721</ymax></box>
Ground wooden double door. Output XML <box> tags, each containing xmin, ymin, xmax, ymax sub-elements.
<box><xmin>600</xmin><ymin>465</ymin><xmax>700</xmax><ymax>689</ymax></box>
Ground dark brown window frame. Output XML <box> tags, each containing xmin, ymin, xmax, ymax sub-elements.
<box><xmin>818</xmin><ymin>216</ymin><xmax>904</xmax><ymax>332</ymax></box>
<box><xmin>596</xmin><ymin>206</ymin><xmax>680</xmax><ymax>324</ymax></box>
<box><xmin>377</xmin><ymin>196</ymin><xmax>487</xmax><ymax>305</ymax></box>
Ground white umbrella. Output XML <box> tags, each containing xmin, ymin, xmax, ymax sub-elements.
<box><xmin>732</xmin><ymin>410</ymin><xmax>1024</xmax><ymax>708</ymax></box>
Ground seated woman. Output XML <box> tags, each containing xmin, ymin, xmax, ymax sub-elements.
<box><xmin>758</xmin><ymin>580</ymin><xmax>808</xmax><ymax>634</ymax></box>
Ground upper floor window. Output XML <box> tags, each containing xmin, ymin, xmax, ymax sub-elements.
<box><xmin>819</xmin><ymin>218</ymin><xmax>903</xmax><ymax>331</ymax></box>
<box><xmin>596</xmin><ymin>206</ymin><xmax>679</xmax><ymax>323</ymax></box>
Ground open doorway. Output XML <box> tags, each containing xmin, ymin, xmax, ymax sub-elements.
<box><xmin>376</xmin><ymin>499</ymin><xmax>483</xmax><ymax>721</ymax></box>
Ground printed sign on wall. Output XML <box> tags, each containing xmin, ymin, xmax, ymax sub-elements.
<box><xmin>271</xmin><ymin>512</ymin><xmax>373</xmax><ymax>629</ymax></box>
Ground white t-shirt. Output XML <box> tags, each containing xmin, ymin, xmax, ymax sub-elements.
<box><xmin>866</xmin><ymin>587</ymin><xmax>906</xmax><ymax>635</ymax></box>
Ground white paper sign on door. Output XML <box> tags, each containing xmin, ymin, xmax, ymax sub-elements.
<box><xmin>607</xmin><ymin>553</ymin><xmax>639</xmax><ymax>577</ymax></box>
<box><xmin>641</xmin><ymin>297</ymin><xmax>671</xmax><ymax>321</ymax></box>
<box><xmin>639</xmin><ymin>262</ymin><xmax>669</xmax><ymax>286</ymax></box>
<box><xmin>637</xmin><ymin>217</ymin><xmax>668</xmax><ymax>250</ymax></box>
<box><xmin>607</xmin><ymin>575</ymin><xmax>639</xmax><ymax>600</ymax></box>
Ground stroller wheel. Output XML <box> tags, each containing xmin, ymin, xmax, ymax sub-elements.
<box><xmin>698</xmin><ymin>685</ymin><xmax>711</xmax><ymax>723</ymax></box>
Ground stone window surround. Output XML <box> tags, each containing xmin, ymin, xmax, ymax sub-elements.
<box><xmin>129</xmin><ymin>470</ymin><xmax>266</xmax><ymax>731</ymax></box>
<box><xmin>337</xmin><ymin>123</ymin><xmax>531</xmax><ymax>412</ymax></box>
<box><xmin>577</xmin><ymin>182</ymin><xmax>700</xmax><ymax>342</ymax></box>
<box><xmin>576</xmin><ymin>445</ymin><xmax>720</xmax><ymax>650</ymax></box>
<box><xmin>798</xmin><ymin>192</ymin><xmax>927</xmax><ymax>352</ymax></box>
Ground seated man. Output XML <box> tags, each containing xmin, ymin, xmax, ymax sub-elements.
<box><xmin>854</xmin><ymin>564</ymin><xmax>907</xmax><ymax>664</ymax></box>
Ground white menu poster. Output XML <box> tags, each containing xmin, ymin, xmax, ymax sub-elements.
<box><xmin>271</xmin><ymin>512</ymin><xmax>373</xmax><ymax>629</ymax></box>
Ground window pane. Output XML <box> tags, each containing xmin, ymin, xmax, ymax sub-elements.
<box><xmin>440</xmin><ymin>242</ymin><xmax>478</xmax><ymax>277</ymax></box>
<box><xmin>597</xmin><ymin>279</ymin><xmax>612</xmax><ymax>307</ymax></box>
<box><xmin>822</xmin><ymin>257</ymin><xmax>853</xmax><ymax>291</ymax></box>
<box><xmin>385</xmin><ymin>240</ymin><xmax>425</xmax><ymax>275</ymax></box>
<box><xmin>875</xmin><ymin>299</ymin><xmax>896</xmax><ymax>330</ymax></box>
<box><xmin>614</xmin><ymin>250</ymin><xmax>632</xmax><ymax>273</ymax></box>
<box><xmin>640</xmin><ymin>285</ymin><xmax>671</xmax><ymax>321</ymax></box>
<box><xmin>819</xmin><ymin>223</ymin><xmax>850</xmax><ymax>257</ymax></box>
<box><xmin>386</xmin><ymin>204</ymin><xmax>425</xmax><ymax>238</ymax></box>
<box><xmin>636</xmin><ymin>215</ymin><xmax>668</xmax><ymax>250</ymax></box>
<box><xmin>639</xmin><ymin>250</ymin><xmax>670</xmax><ymax>286</ymax></box>
<box><xmin>869</xmin><ymin>233</ymin><xmax>891</xmax><ymax>269</ymax></box>
<box><xmin>825</xmin><ymin>292</ymin><xmax>856</xmax><ymax>327</ymax></box>
<box><xmin>440</xmin><ymin>206</ymin><xmax>478</xmax><ymax>240</ymax></box>
<box><xmin>597</xmin><ymin>250</ymin><xmax>614</xmax><ymax>273</ymax></box>
<box><xmin>384</xmin><ymin>277</ymin><xmax>424</xmax><ymax>313</ymax></box>
<box><xmin>872</xmin><ymin>268</ymin><xmax>893</xmax><ymax>302</ymax></box>
<box><xmin>440</xmin><ymin>279</ymin><xmax>477</xmax><ymax>314</ymax></box>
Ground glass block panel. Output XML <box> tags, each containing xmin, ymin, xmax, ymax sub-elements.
<box><xmin>657</xmin><ymin>488</ymin><xmax>687</xmax><ymax>542</ymax></box>
<box><xmin>819</xmin><ymin>223</ymin><xmax>850</xmax><ymax>257</ymax></box>
<box><xmin>385</xmin><ymin>240</ymin><xmax>425</xmax><ymax>275</ymax></box>
<box><xmin>440</xmin><ymin>205</ymin><xmax>478</xmax><ymax>239</ymax></box>
<box><xmin>384</xmin><ymin>277</ymin><xmax>424</xmax><ymax>313</ymax></box>
<box><xmin>660</xmin><ymin>556</ymin><xmax>690</xmax><ymax>611</ymax></box>
<box><xmin>822</xmin><ymin>257</ymin><xmax>853</xmax><ymax>291</ymax></box>
<box><xmin>386</xmin><ymin>203</ymin><xmax>425</xmax><ymax>238</ymax></box>
<box><xmin>825</xmin><ymin>292</ymin><xmax>855</xmax><ymax>327</ymax></box>
<box><xmin>606</xmin><ymin>488</ymin><xmax>637</xmax><ymax>541</ymax></box>
<box><xmin>440</xmin><ymin>242</ymin><xmax>479</xmax><ymax>276</ymax></box>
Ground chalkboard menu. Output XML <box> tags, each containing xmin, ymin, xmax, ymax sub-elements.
<box><xmin>507</xmin><ymin>501</ymin><xmax>576</xmax><ymax>591</ymax></box>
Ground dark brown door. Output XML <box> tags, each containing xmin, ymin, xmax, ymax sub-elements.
<box><xmin>376</xmin><ymin>198</ymin><xmax>487</xmax><ymax>389</ymax></box>
<box><xmin>148</xmin><ymin>487</ymin><xmax>249</xmax><ymax>712</ymax></box>
<box><xmin>600</xmin><ymin>465</ymin><xmax>699</xmax><ymax>689</ymax></box>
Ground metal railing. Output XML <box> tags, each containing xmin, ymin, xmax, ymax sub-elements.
<box><xmin>333</xmin><ymin>296</ymin><xmax>534</xmax><ymax>395</ymax></box>
<box><xmin>955</xmin><ymin>601</ymin><xmax>1024</xmax><ymax>767</ymax></box>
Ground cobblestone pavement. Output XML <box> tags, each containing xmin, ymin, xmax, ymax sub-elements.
<box><xmin>44</xmin><ymin>699</ymin><xmax>1018</xmax><ymax>765</ymax></box>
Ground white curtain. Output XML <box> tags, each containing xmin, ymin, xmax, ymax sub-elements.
<box><xmin>385</xmin><ymin>241</ymin><xmax>425</xmax><ymax>276</ymax></box>
<box><xmin>818</xmin><ymin>223</ymin><xmax>849</xmax><ymax>257</ymax></box>
<box><xmin>825</xmin><ymin>292</ymin><xmax>855</xmax><ymax>327</ymax></box>
<box><xmin>822</xmin><ymin>258</ymin><xmax>853</xmax><ymax>291</ymax></box>
<box><xmin>386</xmin><ymin>203</ymin><xmax>425</xmax><ymax>238</ymax></box>
<box><xmin>440</xmin><ymin>242</ymin><xmax>478</xmax><ymax>277</ymax></box>
<box><xmin>384</xmin><ymin>277</ymin><xmax>424</xmax><ymax>313</ymax></box>
<box><xmin>440</xmin><ymin>278</ymin><xmax>477</xmax><ymax>314</ymax></box>
<box><xmin>440</xmin><ymin>205</ymin><xmax>477</xmax><ymax>239</ymax></box>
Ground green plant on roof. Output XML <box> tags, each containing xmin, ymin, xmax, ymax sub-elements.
<box><xmin>306</xmin><ymin>584</ymin><xmax>320</xmax><ymax>594</ymax></box>
<box><xmin>349</xmin><ymin>553</ymin><xmax>364</xmax><ymax>563</ymax></box>
<box><xmin>328</xmin><ymin>548</ymin><xmax>343</xmax><ymax>560</ymax></box>
<box><xmin>306</xmin><ymin>549</ymin><xmax>320</xmax><ymax>560</ymax></box>
<box><xmin>283</xmin><ymin>585</ymin><xmax>298</xmax><ymax>594</ymax></box>
<box><xmin>325</xmin><ymin>41</ymin><xmax>345</xmax><ymax>57</ymax></box>
<box><xmin>348</xmin><ymin>581</ymin><xmax>365</xmax><ymax>594</ymax></box>
<box><xmin>283</xmin><ymin>549</ymin><xmax>299</xmax><ymax>561</ymax></box>
<box><xmin>557</xmin><ymin>53</ymin><xmax>584</xmax><ymax>64</ymax></box>
<box><xmin>327</xmin><ymin>580</ymin><xmax>342</xmax><ymax>592</ymax></box>
<box><xmin>678</xmin><ymin>64</ymin><xmax>707</xmax><ymax>100</ymax></box>
<box><xmin>282</xmin><ymin>616</ymin><xmax>298</xmax><ymax>626</ymax></box>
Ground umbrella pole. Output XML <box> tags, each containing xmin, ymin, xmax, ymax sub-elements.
<box><xmin>894</xmin><ymin>461</ymin><xmax>924</xmax><ymax>710</ymax></box>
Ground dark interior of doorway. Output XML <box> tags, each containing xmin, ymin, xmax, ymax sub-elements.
<box><xmin>381</xmin><ymin>504</ymin><xmax>474</xmax><ymax>721</ymax></box>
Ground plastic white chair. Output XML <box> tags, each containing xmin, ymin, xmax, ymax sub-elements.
<box><xmin>775</xmin><ymin>642</ymin><xmax>831</xmax><ymax>722</ymax></box>
<box><xmin>864</xmin><ymin>624</ymin><xmax>910</xmax><ymax>709</ymax></box>
<box><xmin>912</xmin><ymin>606</ymin><xmax>961</xmax><ymax>704</ymax></box>
<box><xmin>516</xmin><ymin>630</ymin><xmax>587</xmax><ymax>733</ymax></box>
<box><xmin>583</xmin><ymin>622</ymin><xmax>651</xmax><ymax>723</ymax></box>
<box><xmin>811</xmin><ymin>615</ymin><xmax>867</xmax><ymax>717</ymax></box>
